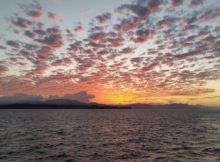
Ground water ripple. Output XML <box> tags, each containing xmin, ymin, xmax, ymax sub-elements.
<box><xmin>0</xmin><ymin>108</ymin><xmax>220</xmax><ymax>161</ymax></box>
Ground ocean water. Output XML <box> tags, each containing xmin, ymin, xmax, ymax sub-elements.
<box><xmin>0</xmin><ymin>108</ymin><xmax>220</xmax><ymax>162</ymax></box>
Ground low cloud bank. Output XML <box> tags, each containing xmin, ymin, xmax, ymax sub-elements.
<box><xmin>0</xmin><ymin>91</ymin><xmax>95</xmax><ymax>104</ymax></box>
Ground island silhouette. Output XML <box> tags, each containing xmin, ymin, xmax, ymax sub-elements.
<box><xmin>0</xmin><ymin>99</ymin><xmax>197</xmax><ymax>109</ymax></box>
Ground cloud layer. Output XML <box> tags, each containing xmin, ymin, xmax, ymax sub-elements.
<box><xmin>0</xmin><ymin>91</ymin><xmax>95</xmax><ymax>104</ymax></box>
<box><xmin>0</xmin><ymin>0</ymin><xmax>219</xmax><ymax>104</ymax></box>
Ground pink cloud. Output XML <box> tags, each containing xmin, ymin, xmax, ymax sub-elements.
<box><xmin>147</xmin><ymin>0</ymin><xmax>162</xmax><ymax>11</ymax></box>
<box><xmin>172</xmin><ymin>0</ymin><xmax>184</xmax><ymax>8</ymax></box>
<box><xmin>48</xmin><ymin>12</ymin><xmax>56</xmax><ymax>19</ymax></box>
<box><xmin>18</xmin><ymin>0</ymin><xmax>43</xmax><ymax>18</ymax></box>
<box><xmin>0</xmin><ymin>65</ymin><xmax>8</xmax><ymax>74</ymax></box>
<box><xmin>11</xmin><ymin>16</ymin><xmax>32</xmax><ymax>29</ymax></box>
<box><xmin>74</xmin><ymin>26</ymin><xmax>83</xmax><ymax>33</ymax></box>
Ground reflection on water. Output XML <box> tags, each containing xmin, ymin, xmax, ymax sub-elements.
<box><xmin>0</xmin><ymin>108</ymin><xmax>220</xmax><ymax>161</ymax></box>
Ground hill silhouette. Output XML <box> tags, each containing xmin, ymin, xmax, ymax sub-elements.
<box><xmin>0</xmin><ymin>99</ymin><xmax>198</xmax><ymax>109</ymax></box>
<box><xmin>0</xmin><ymin>99</ymin><xmax>131</xmax><ymax>109</ymax></box>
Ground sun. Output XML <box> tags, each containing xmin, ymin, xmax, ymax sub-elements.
<box><xmin>110</xmin><ymin>93</ymin><xmax>135</xmax><ymax>105</ymax></box>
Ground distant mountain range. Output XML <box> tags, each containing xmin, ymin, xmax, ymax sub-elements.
<box><xmin>128</xmin><ymin>103</ymin><xmax>198</xmax><ymax>109</ymax></box>
<box><xmin>0</xmin><ymin>98</ymin><xmax>199</xmax><ymax>109</ymax></box>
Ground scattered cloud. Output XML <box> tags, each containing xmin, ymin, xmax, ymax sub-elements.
<box><xmin>18</xmin><ymin>0</ymin><xmax>43</xmax><ymax>18</ymax></box>
<box><xmin>0</xmin><ymin>45</ymin><xmax>6</xmax><ymax>50</ymax></box>
<box><xmin>172</xmin><ymin>0</ymin><xmax>184</xmax><ymax>8</ymax></box>
<box><xmin>11</xmin><ymin>16</ymin><xmax>32</xmax><ymax>29</ymax></box>
<box><xmin>47</xmin><ymin>12</ymin><xmax>56</xmax><ymax>19</ymax></box>
<box><xmin>96</xmin><ymin>12</ymin><xmax>111</xmax><ymax>24</ymax></box>
<box><xmin>74</xmin><ymin>25</ymin><xmax>84</xmax><ymax>33</ymax></box>
<box><xmin>147</xmin><ymin>0</ymin><xmax>162</xmax><ymax>11</ymax></box>
<box><xmin>6</xmin><ymin>40</ymin><xmax>20</xmax><ymax>48</ymax></box>
<box><xmin>0</xmin><ymin>65</ymin><xmax>8</xmax><ymax>74</ymax></box>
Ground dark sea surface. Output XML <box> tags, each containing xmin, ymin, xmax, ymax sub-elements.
<box><xmin>0</xmin><ymin>108</ymin><xmax>220</xmax><ymax>162</ymax></box>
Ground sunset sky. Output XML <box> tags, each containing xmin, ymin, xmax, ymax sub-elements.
<box><xmin>0</xmin><ymin>0</ymin><xmax>219</xmax><ymax>106</ymax></box>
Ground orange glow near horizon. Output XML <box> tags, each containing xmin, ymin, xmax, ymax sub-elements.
<box><xmin>88</xmin><ymin>88</ymin><xmax>136</xmax><ymax>105</ymax></box>
<box><xmin>107</xmin><ymin>93</ymin><xmax>136</xmax><ymax>105</ymax></box>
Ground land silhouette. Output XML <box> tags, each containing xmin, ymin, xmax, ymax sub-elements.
<box><xmin>0</xmin><ymin>99</ymin><xmax>197</xmax><ymax>109</ymax></box>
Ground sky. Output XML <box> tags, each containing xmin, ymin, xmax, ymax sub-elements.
<box><xmin>0</xmin><ymin>0</ymin><xmax>219</xmax><ymax>106</ymax></box>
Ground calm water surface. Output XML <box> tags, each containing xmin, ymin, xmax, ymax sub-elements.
<box><xmin>0</xmin><ymin>108</ymin><xmax>220</xmax><ymax>161</ymax></box>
